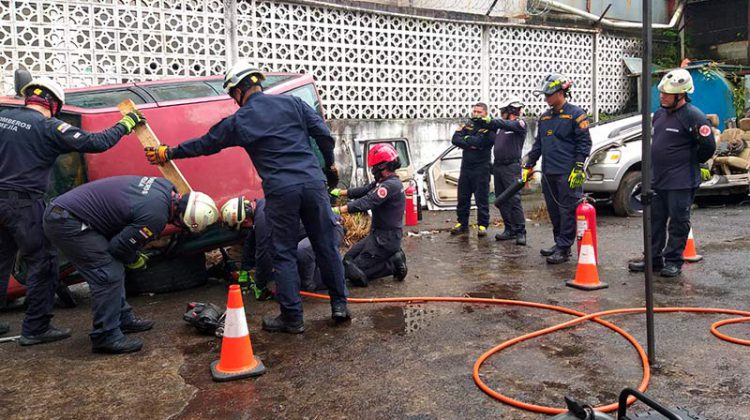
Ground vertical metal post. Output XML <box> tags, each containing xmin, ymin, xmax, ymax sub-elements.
<box><xmin>224</xmin><ymin>0</ymin><xmax>239</xmax><ymax>64</ymax></box>
<box><xmin>480</xmin><ymin>25</ymin><xmax>491</xmax><ymax>105</ymax></box>
<box><xmin>641</xmin><ymin>0</ymin><xmax>656</xmax><ymax>365</ymax></box>
<box><xmin>679</xmin><ymin>7</ymin><xmax>686</xmax><ymax>61</ymax></box>
<box><xmin>592</xmin><ymin>31</ymin><xmax>599</xmax><ymax>123</ymax></box>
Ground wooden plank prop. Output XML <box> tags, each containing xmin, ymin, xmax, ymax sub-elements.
<box><xmin>117</xmin><ymin>99</ymin><xmax>192</xmax><ymax>194</ymax></box>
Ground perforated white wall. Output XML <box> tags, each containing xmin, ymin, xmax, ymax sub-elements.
<box><xmin>0</xmin><ymin>0</ymin><xmax>640</xmax><ymax>120</ymax></box>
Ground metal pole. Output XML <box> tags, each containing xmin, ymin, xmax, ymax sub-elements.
<box><xmin>641</xmin><ymin>0</ymin><xmax>656</xmax><ymax>365</ymax></box>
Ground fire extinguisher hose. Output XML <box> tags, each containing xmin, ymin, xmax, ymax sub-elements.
<box><xmin>300</xmin><ymin>291</ymin><xmax>750</xmax><ymax>415</ymax></box>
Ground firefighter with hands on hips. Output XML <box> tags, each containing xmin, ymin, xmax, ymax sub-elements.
<box><xmin>524</xmin><ymin>74</ymin><xmax>592</xmax><ymax>264</ymax></box>
<box><xmin>449</xmin><ymin>102</ymin><xmax>496</xmax><ymax>237</ymax></box>
<box><xmin>219</xmin><ymin>196</ymin><xmax>345</xmax><ymax>297</ymax></box>
<box><xmin>0</xmin><ymin>77</ymin><xmax>144</xmax><ymax>344</ymax></box>
<box><xmin>43</xmin><ymin>176</ymin><xmax>218</xmax><ymax>353</ymax></box>
<box><xmin>628</xmin><ymin>69</ymin><xmax>716</xmax><ymax>277</ymax></box>
<box><xmin>329</xmin><ymin>143</ymin><xmax>408</xmax><ymax>287</ymax></box>
<box><xmin>144</xmin><ymin>61</ymin><xmax>349</xmax><ymax>334</ymax></box>
<box><xmin>489</xmin><ymin>98</ymin><xmax>528</xmax><ymax>246</ymax></box>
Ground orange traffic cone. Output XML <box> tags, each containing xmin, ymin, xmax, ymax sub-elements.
<box><xmin>683</xmin><ymin>228</ymin><xmax>703</xmax><ymax>263</ymax></box>
<box><xmin>566</xmin><ymin>230</ymin><xmax>608</xmax><ymax>291</ymax></box>
<box><xmin>210</xmin><ymin>284</ymin><xmax>266</xmax><ymax>382</ymax></box>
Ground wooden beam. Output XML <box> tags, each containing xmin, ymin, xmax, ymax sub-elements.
<box><xmin>117</xmin><ymin>99</ymin><xmax>192</xmax><ymax>194</ymax></box>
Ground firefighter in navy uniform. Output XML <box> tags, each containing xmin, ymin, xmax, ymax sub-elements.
<box><xmin>628</xmin><ymin>69</ymin><xmax>715</xmax><ymax>277</ymax></box>
<box><xmin>450</xmin><ymin>103</ymin><xmax>495</xmax><ymax>237</ymax></box>
<box><xmin>0</xmin><ymin>77</ymin><xmax>144</xmax><ymax>345</ymax></box>
<box><xmin>43</xmin><ymin>176</ymin><xmax>218</xmax><ymax>353</ymax></box>
<box><xmin>330</xmin><ymin>143</ymin><xmax>408</xmax><ymax>287</ymax></box>
<box><xmin>524</xmin><ymin>74</ymin><xmax>592</xmax><ymax>264</ymax></box>
<box><xmin>145</xmin><ymin>61</ymin><xmax>349</xmax><ymax>334</ymax></box>
<box><xmin>490</xmin><ymin>98</ymin><xmax>528</xmax><ymax>246</ymax></box>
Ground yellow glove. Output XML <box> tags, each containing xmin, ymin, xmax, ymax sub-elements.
<box><xmin>700</xmin><ymin>166</ymin><xmax>711</xmax><ymax>181</ymax></box>
<box><xmin>330</xmin><ymin>188</ymin><xmax>342</xmax><ymax>197</ymax></box>
<box><xmin>521</xmin><ymin>167</ymin><xmax>532</xmax><ymax>183</ymax></box>
<box><xmin>118</xmin><ymin>110</ymin><xmax>146</xmax><ymax>134</ymax></box>
<box><xmin>568</xmin><ymin>162</ymin><xmax>585</xmax><ymax>189</ymax></box>
<box><xmin>125</xmin><ymin>252</ymin><xmax>148</xmax><ymax>270</ymax></box>
<box><xmin>145</xmin><ymin>145</ymin><xmax>171</xmax><ymax>165</ymax></box>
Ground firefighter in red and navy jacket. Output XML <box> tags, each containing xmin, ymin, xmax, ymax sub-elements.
<box><xmin>628</xmin><ymin>69</ymin><xmax>716</xmax><ymax>278</ymax></box>
<box><xmin>330</xmin><ymin>143</ymin><xmax>407</xmax><ymax>287</ymax></box>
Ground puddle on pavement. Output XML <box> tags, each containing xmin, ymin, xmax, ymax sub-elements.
<box><xmin>371</xmin><ymin>304</ymin><xmax>445</xmax><ymax>335</ymax></box>
<box><xmin>467</xmin><ymin>282</ymin><xmax>522</xmax><ymax>300</ymax></box>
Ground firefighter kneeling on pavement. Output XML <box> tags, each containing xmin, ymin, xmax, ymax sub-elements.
<box><xmin>331</xmin><ymin>143</ymin><xmax>408</xmax><ymax>287</ymax></box>
<box><xmin>43</xmin><ymin>176</ymin><xmax>218</xmax><ymax>354</ymax></box>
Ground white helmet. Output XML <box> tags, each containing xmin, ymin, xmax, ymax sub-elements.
<box><xmin>182</xmin><ymin>192</ymin><xmax>219</xmax><ymax>233</ymax></box>
<box><xmin>658</xmin><ymin>68</ymin><xmax>694</xmax><ymax>94</ymax></box>
<box><xmin>20</xmin><ymin>76</ymin><xmax>65</xmax><ymax>105</ymax></box>
<box><xmin>500</xmin><ymin>97</ymin><xmax>525</xmax><ymax>110</ymax></box>
<box><xmin>220</xmin><ymin>196</ymin><xmax>249</xmax><ymax>230</ymax></box>
<box><xmin>223</xmin><ymin>61</ymin><xmax>265</xmax><ymax>93</ymax></box>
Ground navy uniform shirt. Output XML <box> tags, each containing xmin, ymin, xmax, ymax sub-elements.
<box><xmin>53</xmin><ymin>176</ymin><xmax>175</xmax><ymax>264</ymax></box>
<box><xmin>490</xmin><ymin>118</ymin><xmax>527</xmax><ymax>163</ymax></box>
<box><xmin>652</xmin><ymin>103</ymin><xmax>715</xmax><ymax>190</ymax></box>
<box><xmin>451</xmin><ymin>119</ymin><xmax>495</xmax><ymax>167</ymax></box>
<box><xmin>170</xmin><ymin>91</ymin><xmax>334</xmax><ymax>194</ymax></box>
<box><xmin>0</xmin><ymin>107</ymin><xmax>126</xmax><ymax>194</ymax></box>
<box><xmin>347</xmin><ymin>175</ymin><xmax>405</xmax><ymax>231</ymax></box>
<box><xmin>527</xmin><ymin>102</ymin><xmax>592</xmax><ymax>175</ymax></box>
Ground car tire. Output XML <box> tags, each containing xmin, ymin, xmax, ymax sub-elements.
<box><xmin>613</xmin><ymin>170</ymin><xmax>642</xmax><ymax>217</ymax></box>
<box><xmin>125</xmin><ymin>253</ymin><xmax>208</xmax><ymax>295</ymax></box>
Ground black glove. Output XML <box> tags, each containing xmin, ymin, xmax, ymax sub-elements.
<box><xmin>324</xmin><ymin>165</ymin><xmax>339</xmax><ymax>189</ymax></box>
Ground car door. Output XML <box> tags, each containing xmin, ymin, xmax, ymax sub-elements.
<box><xmin>419</xmin><ymin>144</ymin><xmax>495</xmax><ymax>211</ymax></box>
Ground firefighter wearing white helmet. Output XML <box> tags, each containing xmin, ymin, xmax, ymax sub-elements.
<box><xmin>42</xmin><ymin>176</ymin><xmax>218</xmax><ymax>354</ymax></box>
<box><xmin>628</xmin><ymin>68</ymin><xmax>716</xmax><ymax>278</ymax></box>
<box><xmin>144</xmin><ymin>58</ymin><xmax>350</xmax><ymax>333</ymax></box>
<box><xmin>0</xmin><ymin>75</ymin><xmax>145</xmax><ymax>343</ymax></box>
<box><xmin>486</xmin><ymin>97</ymin><xmax>529</xmax><ymax>245</ymax></box>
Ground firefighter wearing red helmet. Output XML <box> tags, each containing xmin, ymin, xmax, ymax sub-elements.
<box><xmin>330</xmin><ymin>143</ymin><xmax>407</xmax><ymax>287</ymax></box>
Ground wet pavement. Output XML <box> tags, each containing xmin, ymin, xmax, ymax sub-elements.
<box><xmin>2</xmin><ymin>197</ymin><xmax>750</xmax><ymax>419</ymax></box>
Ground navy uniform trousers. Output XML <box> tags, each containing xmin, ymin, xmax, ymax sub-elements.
<box><xmin>344</xmin><ymin>229</ymin><xmax>402</xmax><ymax>280</ymax></box>
<box><xmin>541</xmin><ymin>174</ymin><xmax>582</xmax><ymax>251</ymax></box>
<box><xmin>265</xmin><ymin>181</ymin><xmax>347</xmax><ymax>323</ymax></box>
<box><xmin>43</xmin><ymin>206</ymin><xmax>134</xmax><ymax>345</ymax></box>
<box><xmin>651</xmin><ymin>189</ymin><xmax>695</xmax><ymax>268</ymax></box>
<box><xmin>493</xmin><ymin>161</ymin><xmax>526</xmax><ymax>234</ymax></box>
<box><xmin>0</xmin><ymin>194</ymin><xmax>58</xmax><ymax>335</ymax></box>
<box><xmin>457</xmin><ymin>164</ymin><xmax>491</xmax><ymax>228</ymax></box>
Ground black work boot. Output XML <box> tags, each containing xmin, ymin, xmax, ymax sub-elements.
<box><xmin>92</xmin><ymin>336</ymin><xmax>143</xmax><ymax>354</ymax></box>
<box><xmin>262</xmin><ymin>315</ymin><xmax>305</xmax><ymax>334</ymax></box>
<box><xmin>450</xmin><ymin>223</ymin><xmax>469</xmax><ymax>235</ymax></box>
<box><xmin>540</xmin><ymin>245</ymin><xmax>557</xmax><ymax>257</ymax></box>
<box><xmin>628</xmin><ymin>260</ymin><xmax>664</xmax><ymax>273</ymax></box>
<box><xmin>120</xmin><ymin>318</ymin><xmax>155</xmax><ymax>334</ymax></box>
<box><xmin>477</xmin><ymin>226</ymin><xmax>488</xmax><ymax>237</ymax></box>
<box><xmin>659</xmin><ymin>264</ymin><xmax>682</xmax><ymax>278</ymax></box>
<box><xmin>495</xmin><ymin>231</ymin><xmax>517</xmax><ymax>241</ymax></box>
<box><xmin>344</xmin><ymin>257</ymin><xmax>369</xmax><ymax>287</ymax></box>
<box><xmin>0</xmin><ymin>322</ymin><xmax>9</xmax><ymax>336</ymax></box>
<box><xmin>546</xmin><ymin>248</ymin><xmax>571</xmax><ymax>264</ymax></box>
<box><xmin>18</xmin><ymin>325</ymin><xmax>71</xmax><ymax>346</ymax></box>
<box><xmin>331</xmin><ymin>302</ymin><xmax>352</xmax><ymax>322</ymax></box>
<box><xmin>391</xmin><ymin>250</ymin><xmax>408</xmax><ymax>282</ymax></box>
<box><xmin>515</xmin><ymin>232</ymin><xmax>527</xmax><ymax>246</ymax></box>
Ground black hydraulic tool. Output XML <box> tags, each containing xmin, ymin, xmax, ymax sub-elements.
<box><xmin>183</xmin><ymin>302</ymin><xmax>225</xmax><ymax>337</ymax></box>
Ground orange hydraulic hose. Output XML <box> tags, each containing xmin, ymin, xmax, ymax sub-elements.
<box><xmin>299</xmin><ymin>291</ymin><xmax>750</xmax><ymax>415</ymax></box>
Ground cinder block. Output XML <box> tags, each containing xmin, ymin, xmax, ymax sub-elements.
<box><xmin>739</xmin><ymin>118</ymin><xmax>750</xmax><ymax>131</ymax></box>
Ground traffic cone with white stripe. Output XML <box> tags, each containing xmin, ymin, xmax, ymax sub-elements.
<box><xmin>683</xmin><ymin>228</ymin><xmax>703</xmax><ymax>263</ymax></box>
<box><xmin>566</xmin><ymin>230</ymin><xmax>608</xmax><ymax>291</ymax></box>
<box><xmin>210</xmin><ymin>284</ymin><xmax>266</xmax><ymax>382</ymax></box>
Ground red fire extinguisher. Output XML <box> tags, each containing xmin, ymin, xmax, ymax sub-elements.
<box><xmin>576</xmin><ymin>197</ymin><xmax>597</xmax><ymax>260</ymax></box>
<box><xmin>404</xmin><ymin>182</ymin><xmax>418</xmax><ymax>226</ymax></box>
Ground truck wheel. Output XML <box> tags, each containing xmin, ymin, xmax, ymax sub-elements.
<box><xmin>613</xmin><ymin>170</ymin><xmax>642</xmax><ymax>217</ymax></box>
<box><xmin>125</xmin><ymin>254</ymin><xmax>208</xmax><ymax>295</ymax></box>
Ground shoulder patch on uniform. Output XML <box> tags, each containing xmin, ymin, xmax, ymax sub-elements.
<box><xmin>575</xmin><ymin>114</ymin><xmax>587</xmax><ymax>123</ymax></box>
<box><xmin>377</xmin><ymin>186</ymin><xmax>388</xmax><ymax>199</ymax></box>
<box><xmin>139</xmin><ymin>227</ymin><xmax>154</xmax><ymax>239</ymax></box>
<box><xmin>56</xmin><ymin>123</ymin><xmax>71</xmax><ymax>133</ymax></box>
<box><xmin>698</xmin><ymin>125</ymin><xmax>711</xmax><ymax>137</ymax></box>
<box><xmin>579</xmin><ymin>120</ymin><xmax>590</xmax><ymax>130</ymax></box>
<box><xmin>518</xmin><ymin>119</ymin><xmax>526</xmax><ymax>128</ymax></box>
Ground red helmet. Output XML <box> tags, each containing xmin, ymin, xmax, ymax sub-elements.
<box><xmin>367</xmin><ymin>143</ymin><xmax>399</xmax><ymax>167</ymax></box>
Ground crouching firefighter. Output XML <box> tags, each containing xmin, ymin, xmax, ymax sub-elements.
<box><xmin>330</xmin><ymin>143</ymin><xmax>407</xmax><ymax>287</ymax></box>
<box><xmin>43</xmin><ymin>176</ymin><xmax>218</xmax><ymax>354</ymax></box>
<box><xmin>220</xmin><ymin>197</ymin><xmax>345</xmax><ymax>297</ymax></box>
